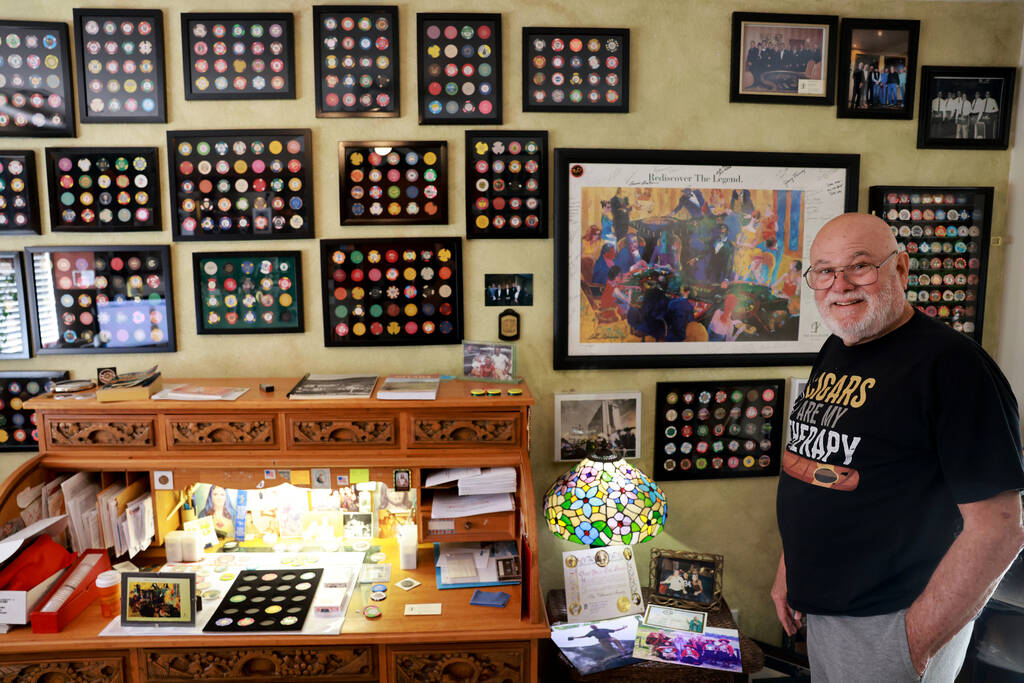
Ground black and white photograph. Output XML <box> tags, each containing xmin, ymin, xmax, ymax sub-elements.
<box><xmin>484</xmin><ymin>273</ymin><xmax>533</xmax><ymax>306</ymax></box>
<box><xmin>918</xmin><ymin>66</ymin><xmax>1016</xmax><ymax>149</ymax></box>
<box><xmin>463</xmin><ymin>340</ymin><xmax>516</xmax><ymax>381</ymax></box>
<box><xmin>555</xmin><ymin>392</ymin><xmax>640</xmax><ymax>461</ymax></box>
<box><xmin>837</xmin><ymin>19</ymin><xmax>919</xmax><ymax>119</ymax></box>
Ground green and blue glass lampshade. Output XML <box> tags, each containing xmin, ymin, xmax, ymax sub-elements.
<box><xmin>544</xmin><ymin>453</ymin><xmax>667</xmax><ymax>547</ymax></box>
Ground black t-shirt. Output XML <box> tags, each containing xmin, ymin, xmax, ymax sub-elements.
<box><xmin>777</xmin><ymin>311</ymin><xmax>1024</xmax><ymax>616</ymax></box>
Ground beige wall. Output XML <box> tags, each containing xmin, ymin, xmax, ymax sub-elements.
<box><xmin>3</xmin><ymin>0</ymin><xmax>1021</xmax><ymax>645</ymax></box>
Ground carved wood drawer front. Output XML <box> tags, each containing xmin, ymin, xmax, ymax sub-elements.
<box><xmin>408</xmin><ymin>412</ymin><xmax>520</xmax><ymax>448</ymax></box>
<box><xmin>0</xmin><ymin>652</ymin><xmax>126</xmax><ymax>682</ymax></box>
<box><xmin>143</xmin><ymin>645</ymin><xmax>378</xmax><ymax>681</ymax></box>
<box><xmin>45</xmin><ymin>415</ymin><xmax>155</xmax><ymax>449</ymax></box>
<box><xmin>163</xmin><ymin>414</ymin><xmax>278</xmax><ymax>448</ymax></box>
<box><xmin>388</xmin><ymin>641</ymin><xmax>528</xmax><ymax>683</ymax></box>
<box><xmin>287</xmin><ymin>413</ymin><xmax>398</xmax><ymax>449</ymax></box>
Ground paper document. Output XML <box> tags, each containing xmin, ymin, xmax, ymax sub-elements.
<box><xmin>430</xmin><ymin>492</ymin><xmax>513</xmax><ymax>519</ymax></box>
<box><xmin>424</xmin><ymin>468</ymin><xmax>481</xmax><ymax>487</ymax></box>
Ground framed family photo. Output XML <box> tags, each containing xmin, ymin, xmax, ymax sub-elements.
<box><xmin>917</xmin><ymin>66</ymin><xmax>1016</xmax><ymax>150</ymax></box>
<box><xmin>555</xmin><ymin>392</ymin><xmax>640</xmax><ymax>461</ymax></box>
<box><xmin>730</xmin><ymin>12</ymin><xmax>838</xmax><ymax>105</ymax></box>
<box><xmin>121</xmin><ymin>572</ymin><xmax>195</xmax><ymax>627</ymax></box>
<box><xmin>553</xmin><ymin>148</ymin><xmax>859</xmax><ymax>369</ymax></box>
<box><xmin>837</xmin><ymin>18</ymin><xmax>919</xmax><ymax>119</ymax></box>
<box><xmin>649</xmin><ymin>549</ymin><xmax>723</xmax><ymax>610</ymax></box>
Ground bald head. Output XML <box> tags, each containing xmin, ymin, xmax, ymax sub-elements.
<box><xmin>811</xmin><ymin>213</ymin><xmax>898</xmax><ymax>266</ymax></box>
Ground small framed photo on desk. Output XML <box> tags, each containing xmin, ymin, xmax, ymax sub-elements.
<box><xmin>121</xmin><ymin>572</ymin><xmax>196</xmax><ymax>627</ymax></box>
<box><xmin>649</xmin><ymin>549</ymin><xmax>723</xmax><ymax>611</ymax></box>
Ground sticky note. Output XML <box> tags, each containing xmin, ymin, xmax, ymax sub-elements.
<box><xmin>290</xmin><ymin>470</ymin><xmax>311</xmax><ymax>485</ymax></box>
<box><xmin>350</xmin><ymin>468</ymin><xmax>370</xmax><ymax>484</ymax></box>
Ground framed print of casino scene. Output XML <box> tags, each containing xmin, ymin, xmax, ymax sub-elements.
<box><xmin>167</xmin><ymin>129</ymin><xmax>314</xmax><ymax>241</ymax></box>
<box><xmin>416</xmin><ymin>12</ymin><xmax>502</xmax><ymax>124</ymax></box>
<box><xmin>24</xmin><ymin>245</ymin><xmax>175</xmax><ymax>354</ymax></box>
<box><xmin>192</xmin><ymin>250</ymin><xmax>303</xmax><ymax>335</ymax></box>
<box><xmin>836</xmin><ymin>18</ymin><xmax>919</xmax><ymax>120</ymax></box>
<box><xmin>730</xmin><ymin>12</ymin><xmax>838</xmax><ymax>105</ymax></box>
<box><xmin>72</xmin><ymin>9</ymin><xmax>167</xmax><ymax>124</ymax></box>
<box><xmin>916</xmin><ymin>66</ymin><xmax>1016</xmax><ymax>150</ymax></box>
<box><xmin>521</xmin><ymin>27</ymin><xmax>629</xmax><ymax>113</ymax></box>
<box><xmin>180</xmin><ymin>13</ymin><xmax>295</xmax><ymax>100</ymax></box>
<box><xmin>313</xmin><ymin>5</ymin><xmax>399</xmax><ymax>118</ymax></box>
<box><xmin>554</xmin><ymin>148</ymin><xmax>859</xmax><ymax>370</ymax></box>
<box><xmin>0</xmin><ymin>20</ymin><xmax>75</xmax><ymax>137</ymax></box>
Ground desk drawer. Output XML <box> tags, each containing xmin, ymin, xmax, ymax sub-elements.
<box><xmin>163</xmin><ymin>414</ymin><xmax>277</xmax><ymax>448</ymax></box>
<box><xmin>286</xmin><ymin>412</ymin><xmax>397</xmax><ymax>449</ymax></box>
<box><xmin>388</xmin><ymin>642</ymin><xmax>528</xmax><ymax>683</ymax></box>
<box><xmin>408</xmin><ymin>412</ymin><xmax>520</xmax><ymax>448</ymax></box>
<box><xmin>45</xmin><ymin>414</ymin><xmax>155</xmax><ymax>449</ymax></box>
<box><xmin>0</xmin><ymin>651</ymin><xmax>127</xmax><ymax>682</ymax></box>
<box><xmin>143</xmin><ymin>645</ymin><xmax>378</xmax><ymax>681</ymax></box>
<box><xmin>418</xmin><ymin>498</ymin><xmax>517</xmax><ymax>543</ymax></box>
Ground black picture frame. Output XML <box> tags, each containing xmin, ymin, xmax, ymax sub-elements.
<box><xmin>836</xmin><ymin>18</ymin><xmax>919</xmax><ymax>120</ymax></box>
<box><xmin>0</xmin><ymin>370</ymin><xmax>69</xmax><ymax>450</ymax></box>
<box><xmin>167</xmin><ymin>128</ymin><xmax>315</xmax><ymax>241</ymax></box>
<box><xmin>338</xmin><ymin>140</ymin><xmax>448</xmax><ymax>225</ymax></box>
<box><xmin>44</xmin><ymin>147</ymin><xmax>162</xmax><ymax>232</ymax></box>
<box><xmin>0</xmin><ymin>150</ymin><xmax>41</xmax><ymax>235</ymax></box>
<box><xmin>73</xmin><ymin>9</ymin><xmax>167</xmax><ymax>124</ymax></box>
<box><xmin>313</xmin><ymin>5</ymin><xmax>399</xmax><ymax>118</ymax></box>
<box><xmin>319</xmin><ymin>237</ymin><xmax>464</xmax><ymax>347</ymax></box>
<box><xmin>192</xmin><ymin>250</ymin><xmax>304</xmax><ymax>335</ymax></box>
<box><xmin>121</xmin><ymin>572</ymin><xmax>196</xmax><ymax>627</ymax></box>
<box><xmin>916</xmin><ymin>66</ymin><xmax>1017</xmax><ymax>150</ymax></box>
<box><xmin>653</xmin><ymin>379</ymin><xmax>785</xmax><ymax>481</ymax></box>
<box><xmin>868</xmin><ymin>185</ymin><xmax>993</xmax><ymax>342</ymax></box>
<box><xmin>180</xmin><ymin>12</ymin><xmax>296</xmax><ymax>101</ymax></box>
<box><xmin>416</xmin><ymin>12</ymin><xmax>502</xmax><ymax>125</ymax></box>
<box><xmin>465</xmin><ymin>130</ymin><xmax>548</xmax><ymax>239</ymax></box>
<box><xmin>0</xmin><ymin>253</ymin><xmax>32</xmax><ymax>359</ymax></box>
<box><xmin>553</xmin><ymin>147</ymin><xmax>860</xmax><ymax>370</ymax></box>
<box><xmin>24</xmin><ymin>244</ymin><xmax>176</xmax><ymax>355</ymax></box>
<box><xmin>521</xmin><ymin>27</ymin><xmax>629</xmax><ymax>113</ymax></box>
<box><xmin>730</xmin><ymin>12</ymin><xmax>839</xmax><ymax>106</ymax></box>
<box><xmin>0</xmin><ymin>20</ymin><xmax>76</xmax><ymax>137</ymax></box>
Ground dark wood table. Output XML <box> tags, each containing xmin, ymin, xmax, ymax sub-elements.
<box><xmin>545</xmin><ymin>589</ymin><xmax>764</xmax><ymax>682</ymax></box>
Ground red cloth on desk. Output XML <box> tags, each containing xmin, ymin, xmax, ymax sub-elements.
<box><xmin>0</xmin><ymin>535</ymin><xmax>74</xmax><ymax>590</ymax></box>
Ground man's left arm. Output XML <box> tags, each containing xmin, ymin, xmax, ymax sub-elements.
<box><xmin>905</xmin><ymin>489</ymin><xmax>1024</xmax><ymax>674</ymax></box>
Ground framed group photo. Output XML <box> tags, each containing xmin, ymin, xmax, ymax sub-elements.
<box><xmin>553</xmin><ymin>147</ymin><xmax>859</xmax><ymax>370</ymax></box>
<box><xmin>121</xmin><ymin>572</ymin><xmax>196</xmax><ymax>627</ymax></box>
<box><xmin>554</xmin><ymin>392</ymin><xmax>640</xmax><ymax>461</ymax></box>
<box><xmin>836</xmin><ymin>18</ymin><xmax>920</xmax><ymax>119</ymax></box>
<box><xmin>917</xmin><ymin>66</ymin><xmax>1016</xmax><ymax>150</ymax></box>
<box><xmin>649</xmin><ymin>549</ymin><xmax>723</xmax><ymax>611</ymax></box>
<box><xmin>730</xmin><ymin>12</ymin><xmax>838</xmax><ymax>105</ymax></box>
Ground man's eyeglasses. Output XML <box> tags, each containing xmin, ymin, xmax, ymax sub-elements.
<box><xmin>803</xmin><ymin>250</ymin><xmax>898</xmax><ymax>290</ymax></box>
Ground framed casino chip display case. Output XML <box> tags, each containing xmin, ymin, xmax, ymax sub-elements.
<box><xmin>168</xmin><ymin>129</ymin><xmax>314</xmax><ymax>241</ymax></box>
<box><xmin>521</xmin><ymin>27</ymin><xmax>629</xmax><ymax>113</ymax></box>
<box><xmin>72</xmin><ymin>9</ymin><xmax>167</xmax><ymax>123</ymax></box>
<box><xmin>869</xmin><ymin>185</ymin><xmax>993</xmax><ymax>341</ymax></box>
<box><xmin>0</xmin><ymin>20</ymin><xmax>75</xmax><ymax>137</ymax></box>
<box><xmin>313</xmin><ymin>5</ymin><xmax>399</xmax><ymax>118</ymax></box>
<box><xmin>416</xmin><ymin>12</ymin><xmax>502</xmax><ymax>125</ymax></box>
<box><xmin>339</xmin><ymin>141</ymin><xmax>447</xmax><ymax>225</ymax></box>
<box><xmin>192</xmin><ymin>250</ymin><xmax>303</xmax><ymax>335</ymax></box>
<box><xmin>319</xmin><ymin>237</ymin><xmax>463</xmax><ymax>347</ymax></box>
<box><xmin>44</xmin><ymin>147</ymin><xmax>161</xmax><ymax>232</ymax></box>
<box><xmin>0</xmin><ymin>253</ymin><xmax>32</xmax><ymax>359</ymax></box>
<box><xmin>180</xmin><ymin>12</ymin><xmax>295</xmax><ymax>100</ymax></box>
<box><xmin>653</xmin><ymin>379</ymin><xmax>785</xmax><ymax>481</ymax></box>
<box><xmin>465</xmin><ymin>130</ymin><xmax>547</xmax><ymax>239</ymax></box>
<box><xmin>0</xmin><ymin>370</ymin><xmax>68</xmax><ymax>450</ymax></box>
<box><xmin>24</xmin><ymin>245</ymin><xmax>176</xmax><ymax>355</ymax></box>
<box><xmin>0</xmin><ymin>150</ymin><xmax>41</xmax><ymax>235</ymax></box>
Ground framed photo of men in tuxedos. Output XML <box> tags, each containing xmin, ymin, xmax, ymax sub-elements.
<box><xmin>916</xmin><ymin>66</ymin><xmax>1016</xmax><ymax>150</ymax></box>
<box><xmin>836</xmin><ymin>18</ymin><xmax>920</xmax><ymax>120</ymax></box>
<box><xmin>730</xmin><ymin>12</ymin><xmax>838</xmax><ymax>105</ymax></box>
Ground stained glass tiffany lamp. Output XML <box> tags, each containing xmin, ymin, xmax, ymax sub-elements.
<box><xmin>544</xmin><ymin>451</ymin><xmax>668</xmax><ymax>547</ymax></box>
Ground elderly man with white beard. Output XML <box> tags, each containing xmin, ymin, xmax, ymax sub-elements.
<box><xmin>771</xmin><ymin>213</ymin><xmax>1024</xmax><ymax>682</ymax></box>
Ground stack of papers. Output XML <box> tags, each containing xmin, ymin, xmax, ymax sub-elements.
<box><xmin>424</xmin><ymin>468</ymin><xmax>480</xmax><ymax>487</ymax></box>
<box><xmin>153</xmin><ymin>384</ymin><xmax>249</xmax><ymax>401</ymax></box>
<box><xmin>434</xmin><ymin>541</ymin><xmax>521</xmax><ymax>588</ymax></box>
<box><xmin>430</xmin><ymin>492</ymin><xmax>514</xmax><ymax>519</ymax></box>
<box><xmin>458</xmin><ymin>467</ymin><xmax>517</xmax><ymax>496</ymax></box>
<box><xmin>60</xmin><ymin>472</ymin><xmax>101</xmax><ymax>553</ymax></box>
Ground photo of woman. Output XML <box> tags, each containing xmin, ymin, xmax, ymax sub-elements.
<box><xmin>193</xmin><ymin>483</ymin><xmax>237</xmax><ymax>539</ymax></box>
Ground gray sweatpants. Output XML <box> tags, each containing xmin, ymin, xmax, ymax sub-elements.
<box><xmin>807</xmin><ymin>609</ymin><xmax>973</xmax><ymax>682</ymax></box>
